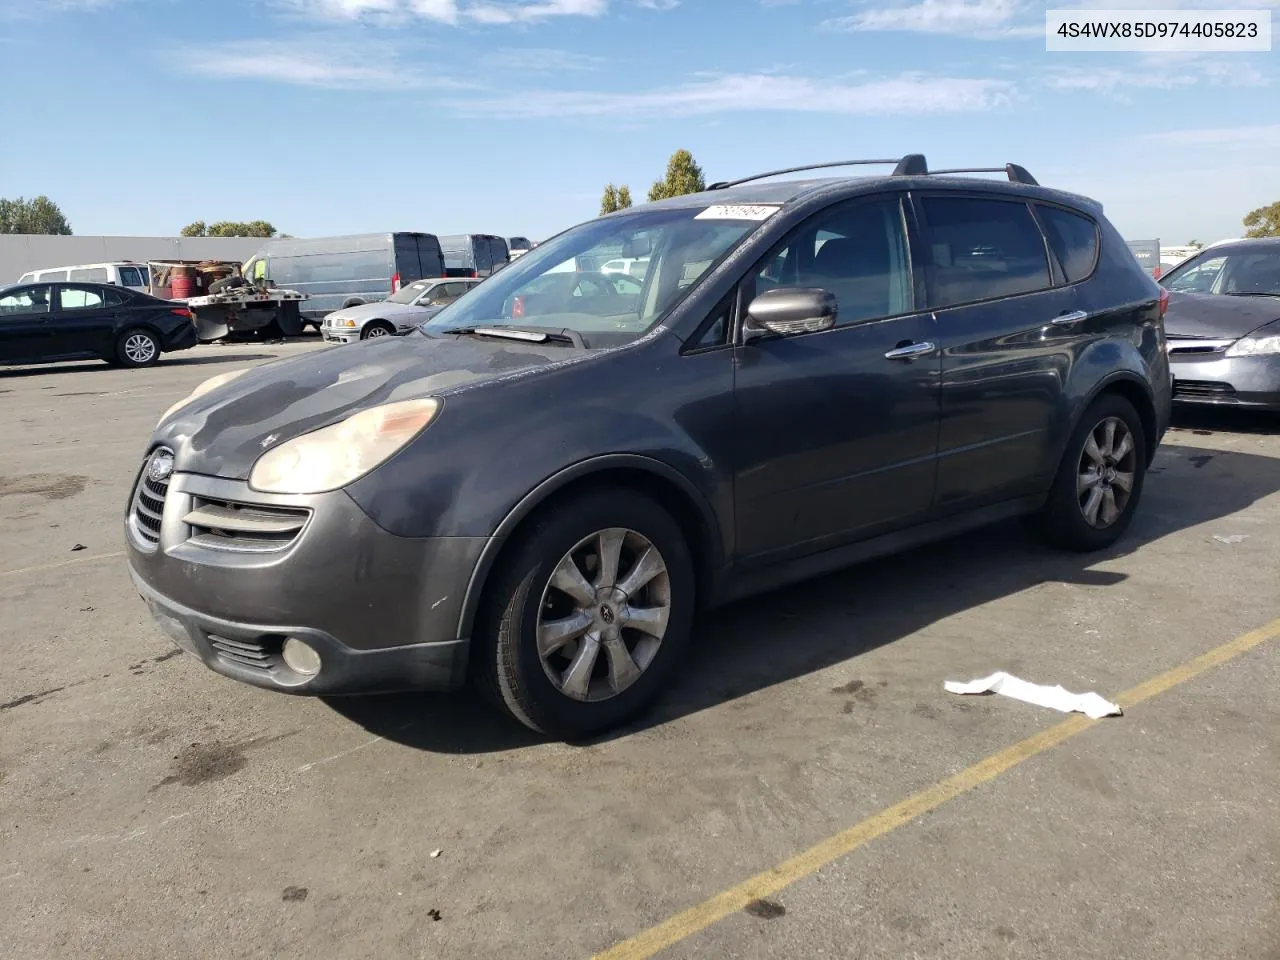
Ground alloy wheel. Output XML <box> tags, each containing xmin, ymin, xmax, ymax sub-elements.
<box><xmin>124</xmin><ymin>333</ymin><xmax>157</xmax><ymax>364</ymax></box>
<box><xmin>1076</xmin><ymin>416</ymin><xmax>1136</xmax><ymax>528</ymax></box>
<box><xmin>536</xmin><ymin>527</ymin><xmax>671</xmax><ymax>702</ymax></box>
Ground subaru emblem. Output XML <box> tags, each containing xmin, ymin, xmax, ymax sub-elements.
<box><xmin>147</xmin><ymin>450</ymin><xmax>174</xmax><ymax>483</ymax></box>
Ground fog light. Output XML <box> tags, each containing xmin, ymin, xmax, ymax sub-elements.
<box><xmin>282</xmin><ymin>637</ymin><xmax>322</xmax><ymax>677</ymax></box>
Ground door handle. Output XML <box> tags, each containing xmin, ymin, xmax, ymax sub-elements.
<box><xmin>884</xmin><ymin>341</ymin><xmax>936</xmax><ymax>361</ymax></box>
<box><xmin>1050</xmin><ymin>310</ymin><xmax>1089</xmax><ymax>326</ymax></box>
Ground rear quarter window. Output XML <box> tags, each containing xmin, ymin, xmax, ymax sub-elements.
<box><xmin>922</xmin><ymin>196</ymin><xmax>1052</xmax><ymax>308</ymax></box>
<box><xmin>1037</xmin><ymin>206</ymin><xmax>1099</xmax><ymax>283</ymax></box>
<box><xmin>70</xmin><ymin>267</ymin><xmax>109</xmax><ymax>283</ymax></box>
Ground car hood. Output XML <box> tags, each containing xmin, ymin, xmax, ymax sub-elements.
<box><xmin>1163</xmin><ymin>291</ymin><xmax>1280</xmax><ymax>339</ymax></box>
<box><xmin>327</xmin><ymin>301</ymin><xmax>421</xmax><ymax>322</ymax></box>
<box><xmin>157</xmin><ymin>334</ymin><xmax>580</xmax><ymax>479</ymax></box>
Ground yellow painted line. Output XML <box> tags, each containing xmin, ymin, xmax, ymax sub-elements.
<box><xmin>0</xmin><ymin>550</ymin><xmax>125</xmax><ymax>579</ymax></box>
<box><xmin>596</xmin><ymin>615</ymin><xmax>1280</xmax><ymax>960</ymax></box>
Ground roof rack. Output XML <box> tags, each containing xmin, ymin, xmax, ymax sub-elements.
<box><xmin>925</xmin><ymin>164</ymin><xmax>1039</xmax><ymax>186</ymax></box>
<box><xmin>706</xmin><ymin>155</ymin><xmax>928</xmax><ymax>190</ymax></box>
<box><xmin>706</xmin><ymin>155</ymin><xmax>1038</xmax><ymax>190</ymax></box>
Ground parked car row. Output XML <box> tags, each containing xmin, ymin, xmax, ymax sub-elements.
<box><xmin>126</xmin><ymin>154</ymin><xmax>1191</xmax><ymax>741</ymax></box>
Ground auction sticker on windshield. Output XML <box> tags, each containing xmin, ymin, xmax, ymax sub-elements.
<box><xmin>695</xmin><ymin>204</ymin><xmax>782</xmax><ymax>221</ymax></box>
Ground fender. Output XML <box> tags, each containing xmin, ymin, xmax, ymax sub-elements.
<box><xmin>1058</xmin><ymin>338</ymin><xmax>1160</xmax><ymax>470</ymax></box>
<box><xmin>455</xmin><ymin>453</ymin><xmax>726</xmax><ymax>643</ymax></box>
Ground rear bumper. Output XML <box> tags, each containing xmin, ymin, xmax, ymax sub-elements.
<box><xmin>163</xmin><ymin>324</ymin><xmax>199</xmax><ymax>353</ymax></box>
<box><xmin>1170</xmin><ymin>354</ymin><xmax>1280</xmax><ymax>410</ymax></box>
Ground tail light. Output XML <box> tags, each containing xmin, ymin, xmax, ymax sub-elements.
<box><xmin>1158</xmin><ymin>287</ymin><xmax>1169</xmax><ymax>319</ymax></box>
<box><xmin>470</xmin><ymin>269</ymin><xmax>478</xmax><ymax>279</ymax></box>
<box><xmin>1153</xmin><ymin>265</ymin><xmax>1162</xmax><ymax>280</ymax></box>
<box><xmin>170</xmin><ymin>307</ymin><xmax>193</xmax><ymax>319</ymax></box>
<box><xmin>512</xmin><ymin>296</ymin><xmax>525</xmax><ymax>319</ymax></box>
<box><xmin>391</xmin><ymin>272</ymin><xmax>401</xmax><ymax>293</ymax></box>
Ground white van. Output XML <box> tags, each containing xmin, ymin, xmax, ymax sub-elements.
<box><xmin>17</xmin><ymin>261</ymin><xmax>151</xmax><ymax>291</ymax></box>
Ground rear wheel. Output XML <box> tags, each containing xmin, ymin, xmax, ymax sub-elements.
<box><xmin>115</xmin><ymin>328</ymin><xmax>160</xmax><ymax>368</ymax></box>
<box><xmin>474</xmin><ymin>489</ymin><xmax>695</xmax><ymax>739</ymax></box>
<box><xmin>362</xmin><ymin>320</ymin><xmax>395</xmax><ymax>340</ymax></box>
<box><xmin>1033</xmin><ymin>393</ymin><xmax>1147</xmax><ymax>551</ymax></box>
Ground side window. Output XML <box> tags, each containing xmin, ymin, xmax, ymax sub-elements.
<box><xmin>1038</xmin><ymin>206</ymin><xmax>1099</xmax><ymax>283</ymax></box>
<box><xmin>1164</xmin><ymin>256</ymin><xmax>1226</xmax><ymax>294</ymax></box>
<box><xmin>59</xmin><ymin>286</ymin><xmax>105</xmax><ymax>310</ymax></box>
<box><xmin>688</xmin><ymin>294</ymin><xmax>733</xmax><ymax>350</ymax></box>
<box><xmin>70</xmin><ymin>267</ymin><xmax>109</xmax><ymax>283</ymax></box>
<box><xmin>443</xmin><ymin>282</ymin><xmax>470</xmax><ymax>299</ymax></box>
<box><xmin>748</xmin><ymin>197</ymin><xmax>913</xmax><ymax>327</ymax></box>
<box><xmin>104</xmin><ymin>288</ymin><xmax>129</xmax><ymax>307</ymax></box>
<box><xmin>0</xmin><ymin>286</ymin><xmax>52</xmax><ymax>316</ymax></box>
<box><xmin>922</xmin><ymin>196</ymin><xmax>1052</xmax><ymax>307</ymax></box>
<box><xmin>38</xmin><ymin>270</ymin><xmax>68</xmax><ymax>282</ymax></box>
<box><xmin>118</xmin><ymin>266</ymin><xmax>144</xmax><ymax>287</ymax></box>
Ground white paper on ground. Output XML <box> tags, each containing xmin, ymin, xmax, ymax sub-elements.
<box><xmin>944</xmin><ymin>671</ymin><xmax>1122</xmax><ymax>719</ymax></box>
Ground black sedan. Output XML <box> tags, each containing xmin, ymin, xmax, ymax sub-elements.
<box><xmin>1160</xmin><ymin>238</ymin><xmax>1280</xmax><ymax>410</ymax></box>
<box><xmin>0</xmin><ymin>280</ymin><xmax>198</xmax><ymax>369</ymax></box>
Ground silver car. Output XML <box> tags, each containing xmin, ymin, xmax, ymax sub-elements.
<box><xmin>320</xmin><ymin>278</ymin><xmax>481</xmax><ymax>343</ymax></box>
<box><xmin>1160</xmin><ymin>238</ymin><xmax>1280</xmax><ymax>411</ymax></box>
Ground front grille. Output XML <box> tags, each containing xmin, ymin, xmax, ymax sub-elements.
<box><xmin>207</xmin><ymin>633</ymin><xmax>283</xmax><ymax>673</ymax></box>
<box><xmin>1174</xmin><ymin>379</ymin><xmax>1237</xmax><ymax>399</ymax></box>
<box><xmin>130</xmin><ymin>448</ymin><xmax>174</xmax><ymax>548</ymax></box>
<box><xmin>183</xmin><ymin>497</ymin><xmax>310</xmax><ymax>553</ymax></box>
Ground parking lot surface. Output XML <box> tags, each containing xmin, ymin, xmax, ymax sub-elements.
<box><xmin>2</xmin><ymin>342</ymin><xmax>1278</xmax><ymax>959</ymax></box>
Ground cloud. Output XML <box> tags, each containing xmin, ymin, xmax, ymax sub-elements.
<box><xmin>453</xmin><ymin>71</ymin><xmax>1014</xmax><ymax>118</ymax></box>
<box><xmin>827</xmin><ymin>0</ymin><xmax>1041</xmax><ymax>38</ymax></box>
<box><xmin>279</xmin><ymin>0</ymin><xmax>605</xmax><ymax>22</ymax></box>
<box><xmin>485</xmin><ymin>46</ymin><xmax>605</xmax><ymax>71</ymax></box>
<box><xmin>180</xmin><ymin>38</ymin><xmax>473</xmax><ymax>89</ymax></box>
<box><xmin>1044</xmin><ymin>54</ymin><xmax>1270</xmax><ymax>96</ymax></box>
<box><xmin>1143</xmin><ymin>124</ymin><xmax>1280</xmax><ymax>149</ymax></box>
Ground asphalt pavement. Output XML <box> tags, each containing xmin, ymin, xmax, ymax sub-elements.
<box><xmin>1</xmin><ymin>341</ymin><xmax>1277</xmax><ymax>959</ymax></box>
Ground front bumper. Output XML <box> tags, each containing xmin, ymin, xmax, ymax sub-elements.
<box><xmin>321</xmin><ymin>324</ymin><xmax>360</xmax><ymax>344</ymax></box>
<box><xmin>125</xmin><ymin>465</ymin><xmax>488</xmax><ymax>694</ymax></box>
<box><xmin>1169</xmin><ymin>353</ymin><xmax>1280</xmax><ymax>411</ymax></box>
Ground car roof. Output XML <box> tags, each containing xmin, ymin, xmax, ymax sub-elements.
<box><xmin>640</xmin><ymin>173</ymin><xmax>1102</xmax><ymax>216</ymax></box>
<box><xmin>1197</xmin><ymin>238</ymin><xmax>1280</xmax><ymax>254</ymax></box>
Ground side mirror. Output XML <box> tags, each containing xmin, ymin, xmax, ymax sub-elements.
<box><xmin>745</xmin><ymin>287</ymin><xmax>837</xmax><ymax>339</ymax></box>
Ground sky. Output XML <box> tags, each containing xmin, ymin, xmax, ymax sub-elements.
<box><xmin>0</xmin><ymin>0</ymin><xmax>1277</xmax><ymax>245</ymax></box>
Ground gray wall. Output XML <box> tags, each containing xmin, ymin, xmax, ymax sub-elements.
<box><xmin>1</xmin><ymin>235</ymin><xmax>267</xmax><ymax>283</ymax></box>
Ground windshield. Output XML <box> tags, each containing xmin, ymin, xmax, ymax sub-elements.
<box><xmin>1162</xmin><ymin>249</ymin><xmax>1280</xmax><ymax>297</ymax></box>
<box><xmin>421</xmin><ymin>207</ymin><xmax>767</xmax><ymax>347</ymax></box>
<box><xmin>387</xmin><ymin>281</ymin><xmax>433</xmax><ymax>304</ymax></box>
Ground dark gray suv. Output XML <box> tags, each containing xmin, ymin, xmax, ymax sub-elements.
<box><xmin>125</xmin><ymin>155</ymin><xmax>1171</xmax><ymax>739</ymax></box>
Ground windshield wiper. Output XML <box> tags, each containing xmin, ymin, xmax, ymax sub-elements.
<box><xmin>442</xmin><ymin>325</ymin><xmax>586</xmax><ymax>347</ymax></box>
<box><xmin>1223</xmin><ymin>291</ymin><xmax>1280</xmax><ymax>298</ymax></box>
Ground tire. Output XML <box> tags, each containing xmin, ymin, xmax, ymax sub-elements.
<box><xmin>342</xmin><ymin>299</ymin><xmax>366</xmax><ymax>309</ymax></box>
<box><xmin>1032</xmin><ymin>393</ymin><xmax>1147</xmax><ymax>552</ymax></box>
<box><xmin>277</xmin><ymin>301</ymin><xmax>304</xmax><ymax>337</ymax></box>
<box><xmin>473</xmin><ymin>488</ymin><xmax>696</xmax><ymax>740</ymax></box>
<box><xmin>115</xmin><ymin>328</ymin><xmax>161</xmax><ymax>368</ymax></box>
<box><xmin>362</xmin><ymin>320</ymin><xmax>395</xmax><ymax>340</ymax></box>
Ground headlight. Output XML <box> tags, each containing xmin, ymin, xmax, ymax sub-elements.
<box><xmin>338</xmin><ymin>319</ymin><xmax>357</xmax><ymax>328</ymax></box>
<box><xmin>1225</xmin><ymin>332</ymin><xmax>1280</xmax><ymax>357</ymax></box>
<box><xmin>249</xmin><ymin>398</ymin><xmax>440</xmax><ymax>494</ymax></box>
<box><xmin>159</xmin><ymin>368</ymin><xmax>250</xmax><ymax>424</ymax></box>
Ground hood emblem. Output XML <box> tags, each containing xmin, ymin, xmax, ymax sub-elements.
<box><xmin>261</xmin><ymin>433</ymin><xmax>280</xmax><ymax>449</ymax></box>
<box><xmin>147</xmin><ymin>450</ymin><xmax>174</xmax><ymax>483</ymax></box>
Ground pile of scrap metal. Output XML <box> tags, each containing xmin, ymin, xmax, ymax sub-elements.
<box><xmin>150</xmin><ymin>259</ymin><xmax>308</xmax><ymax>343</ymax></box>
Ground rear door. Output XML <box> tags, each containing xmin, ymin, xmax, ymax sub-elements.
<box><xmin>117</xmin><ymin>266</ymin><xmax>148</xmax><ymax>292</ymax></box>
<box><xmin>54</xmin><ymin>284</ymin><xmax>120</xmax><ymax>356</ymax></box>
<box><xmin>916</xmin><ymin>192</ymin><xmax>1083</xmax><ymax>513</ymax></box>
<box><xmin>417</xmin><ymin>236</ymin><xmax>446</xmax><ymax>278</ymax></box>
<box><xmin>0</xmin><ymin>285</ymin><xmax>56</xmax><ymax>361</ymax></box>
<box><xmin>473</xmin><ymin>237</ymin><xmax>492</xmax><ymax>276</ymax></box>
<box><xmin>393</xmin><ymin>234</ymin><xmax>425</xmax><ymax>285</ymax></box>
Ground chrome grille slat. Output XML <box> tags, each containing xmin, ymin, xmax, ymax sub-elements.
<box><xmin>129</xmin><ymin>448</ymin><xmax>173</xmax><ymax>549</ymax></box>
<box><xmin>184</xmin><ymin>496</ymin><xmax>310</xmax><ymax>553</ymax></box>
<box><xmin>207</xmin><ymin>634</ymin><xmax>279</xmax><ymax>673</ymax></box>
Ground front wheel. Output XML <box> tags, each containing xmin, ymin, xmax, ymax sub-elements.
<box><xmin>362</xmin><ymin>321</ymin><xmax>395</xmax><ymax>340</ymax></box>
<box><xmin>115</xmin><ymin>328</ymin><xmax>160</xmax><ymax>368</ymax></box>
<box><xmin>474</xmin><ymin>489</ymin><xmax>695</xmax><ymax>739</ymax></box>
<box><xmin>1032</xmin><ymin>393</ymin><xmax>1147</xmax><ymax>551</ymax></box>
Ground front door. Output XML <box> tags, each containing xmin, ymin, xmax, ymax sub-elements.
<box><xmin>0</xmin><ymin>285</ymin><xmax>56</xmax><ymax>362</ymax></box>
<box><xmin>915</xmin><ymin>193</ymin><xmax>1084</xmax><ymax>513</ymax></box>
<box><xmin>732</xmin><ymin>195</ymin><xmax>941</xmax><ymax>565</ymax></box>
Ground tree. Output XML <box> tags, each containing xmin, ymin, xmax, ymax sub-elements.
<box><xmin>1187</xmin><ymin>240</ymin><xmax>1203</xmax><ymax>249</ymax></box>
<box><xmin>180</xmin><ymin>219</ymin><xmax>278</xmax><ymax>238</ymax></box>
<box><xmin>0</xmin><ymin>196</ymin><xmax>72</xmax><ymax>235</ymax></box>
<box><xmin>648</xmin><ymin>149</ymin><xmax>705</xmax><ymax>203</ymax></box>
<box><xmin>1242</xmin><ymin>201</ymin><xmax>1280</xmax><ymax>238</ymax></box>
<box><xmin>600</xmin><ymin>184</ymin><xmax>633</xmax><ymax>215</ymax></box>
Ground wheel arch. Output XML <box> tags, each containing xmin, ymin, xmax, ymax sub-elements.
<box><xmin>1078</xmin><ymin>372</ymin><xmax>1159</xmax><ymax>466</ymax></box>
<box><xmin>456</xmin><ymin>455</ymin><xmax>725</xmax><ymax>643</ymax></box>
<box><xmin>342</xmin><ymin>297</ymin><xmax>367</xmax><ymax>309</ymax></box>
